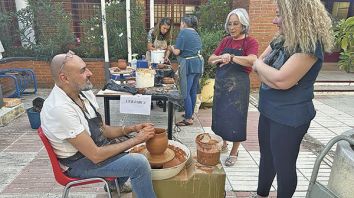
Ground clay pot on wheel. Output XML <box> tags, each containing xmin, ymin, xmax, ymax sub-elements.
<box><xmin>146</xmin><ymin>128</ymin><xmax>168</xmax><ymax>155</ymax></box>
<box><xmin>117</xmin><ymin>59</ymin><xmax>127</xmax><ymax>70</ymax></box>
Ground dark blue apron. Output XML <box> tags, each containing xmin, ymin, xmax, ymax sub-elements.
<box><xmin>59</xmin><ymin>92</ymin><xmax>127</xmax><ymax>168</ymax></box>
<box><xmin>211</xmin><ymin>38</ymin><xmax>250</xmax><ymax>142</ymax></box>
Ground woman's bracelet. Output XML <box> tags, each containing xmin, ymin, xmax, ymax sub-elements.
<box><xmin>230</xmin><ymin>54</ymin><xmax>235</xmax><ymax>63</ymax></box>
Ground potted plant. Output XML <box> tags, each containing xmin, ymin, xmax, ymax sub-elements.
<box><xmin>333</xmin><ymin>16</ymin><xmax>354</xmax><ymax>72</ymax></box>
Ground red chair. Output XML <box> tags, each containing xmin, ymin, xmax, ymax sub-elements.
<box><xmin>37</xmin><ymin>127</ymin><xmax>120</xmax><ymax>198</ymax></box>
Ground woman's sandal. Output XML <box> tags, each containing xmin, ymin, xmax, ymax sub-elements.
<box><xmin>175</xmin><ymin>119</ymin><xmax>193</xmax><ymax>126</ymax></box>
<box><xmin>225</xmin><ymin>155</ymin><xmax>237</xmax><ymax>167</ymax></box>
<box><xmin>181</xmin><ymin>114</ymin><xmax>194</xmax><ymax>120</ymax></box>
<box><xmin>225</xmin><ymin>152</ymin><xmax>239</xmax><ymax>167</ymax></box>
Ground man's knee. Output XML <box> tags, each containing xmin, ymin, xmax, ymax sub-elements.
<box><xmin>129</xmin><ymin>153</ymin><xmax>151</xmax><ymax>172</ymax></box>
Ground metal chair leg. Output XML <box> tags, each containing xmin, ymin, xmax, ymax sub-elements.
<box><xmin>63</xmin><ymin>178</ymin><xmax>113</xmax><ymax>198</ymax></box>
<box><xmin>103</xmin><ymin>180</ymin><xmax>113</xmax><ymax>198</ymax></box>
<box><xmin>115</xmin><ymin>178</ymin><xmax>121</xmax><ymax>198</ymax></box>
<box><xmin>62</xmin><ymin>185</ymin><xmax>70</xmax><ymax>198</ymax></box>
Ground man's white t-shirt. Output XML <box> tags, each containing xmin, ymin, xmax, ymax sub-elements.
<box><xmin>40</xmin><ymin>85</ymin><xmax>99</xmax><ymax>158</ymax></box>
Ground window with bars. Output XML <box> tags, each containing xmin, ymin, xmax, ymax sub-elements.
<box><xmin>0</xmin><ymin>0</ymin><xmax>21</xmax><ymax>46</ymax></box>
<box><xmin>53</xmin><ymin>0</ymin><xmax>101</xmax><ymax>38</ymax></box>
<box><xmin>1</xmin><ymin>0</ymin><xmax>205</xmax><ymax>47</ymax></box>
<box><xmin>321</xmin><ymin>0</ymin><xmax>353</xmax><ymax>19</ymax></box>
<box><xmin>332</xmin><ymin>2</ymin><xmax>350</xmax><ymax>19</ymax></box>
<box><xmin>149</xmin><ymin>0</ymin><xmax>202</xmax><ymax>29</ymax></box>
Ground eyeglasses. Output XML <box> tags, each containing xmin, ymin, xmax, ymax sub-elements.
<box><xmin>59</xmin><ymin>50</ymin><xmax>75</xmax><ymax>73</ymax></box>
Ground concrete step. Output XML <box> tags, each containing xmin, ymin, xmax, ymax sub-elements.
<box><xmin>314</xmin><ymin>81</ymin><xmax>354</xmax><ymax>92</ymax></box>
<box><xmin>0</xmin><ymin>103</ymin><xmax>25</xmax><ymax>126</ymax></box>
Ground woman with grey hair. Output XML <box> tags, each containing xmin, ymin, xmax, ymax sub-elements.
<box><xmin>208</xmin><ymin>8</ymin><xmax>259</xmax><ymax>166</ymax></box>
<box><xmin>170</xmin><ymin>15</ymin><xmax>203</xmax><ymax>126</ymax></box>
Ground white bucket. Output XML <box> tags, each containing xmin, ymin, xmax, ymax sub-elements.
<box><xmin>151</xmin><ymin>50</ymin><xmax>165</xmax><ymax>64</ymax></box>
<box><xmin>136</xmin><ymin>69</ymin><xmax>155</xmax><ymax>88</ymax></box>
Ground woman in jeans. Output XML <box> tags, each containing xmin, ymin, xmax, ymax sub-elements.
<box><xmin>170</xmin><ymin>15</ymin><xmax>203</xmax><ymax>126</ymax></box>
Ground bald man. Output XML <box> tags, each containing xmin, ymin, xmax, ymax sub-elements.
<box><xmin>40</xmin><ymin>51</ymin><xmax>157</xmax><ymax>198</ymax></box>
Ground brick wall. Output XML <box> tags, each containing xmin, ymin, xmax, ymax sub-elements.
<box><xmin>248</xmin><ymin>0</ymin><xmax>277</xmax><ymax>53</ymax></box>
<box><xmin>0</xmin><ymin>78</ymin><xmax>14</xmax><ymax>96</ymax></box>
<box><xmin>0</xmin><ymin>59</ymin><xmax>107</xmax><ymax>94</ymax></box>
<box><xmin>232</xmin><ymin>0</ymin><xmax>250</xmax><ymax>11</ymax></box>
<box><xmin>232</xmin><ymin>0</ymin><xmax>278</xmax><ymax>88</ymax></box>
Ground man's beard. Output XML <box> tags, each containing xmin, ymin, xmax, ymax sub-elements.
<box><xmin>79</xmin><ymin>80</ymin><xmax>93</xmax><ymax>91</ymax></box>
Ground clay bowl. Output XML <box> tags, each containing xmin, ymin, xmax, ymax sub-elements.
<box><xmin>146</xmin><ymin>128</ymin><xmax>168</xmax><ymax>155</ymax></box>
<box><xmin>157</xmin><ymin>63</ymin><xmax>166</xmax><ymax>69</ymax></box>
<box><xmin>137</xmin><ymin>88</ymin><xmax>146</xmax><ymax>94</ymax></box>
<box><xmin>162</xmin><ymin>77</ymin><xmax>174</xmax><ymax>84</ymax></box>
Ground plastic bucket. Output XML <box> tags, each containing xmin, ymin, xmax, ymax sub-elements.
<box><xmin>195</xmin><ymin>133</ymin><xmax>223</xmax><ymax>166</ymax></box>
<box><xmin>151</xmin><ymin>50</ymin><xmax>165</xmax><ymax>64</ymax></box>
<box><xmin>26</xmin><ymin>107</ymin><xmax>41</xmax><ymax>129</ymax></box>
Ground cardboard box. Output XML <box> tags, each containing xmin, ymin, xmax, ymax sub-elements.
<box><xmin>3</xmin><ymin>98</ymin><xmax>22</xmax><ymax>107</ymax></box>
<box><xmin>135</xmin><ymin>160</ymin><xmax>226</xmax><ymax>198</ymax></box>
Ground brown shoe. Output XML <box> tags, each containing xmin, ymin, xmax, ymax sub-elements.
<box><xmin>175</xmin><ymin>119</ymin><xmax>193</xmax><ymax>126</ymax></box>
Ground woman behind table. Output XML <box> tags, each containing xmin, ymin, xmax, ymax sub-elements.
<box><xmin>208</xmin><ymin>8</ymin><xmax>259</xmax><ymax>167</ymax></box>
<box><xmin>170</xmin><ymin>15</ymin><xmax>203</xmax><ymax>126</ymax></box>
<box><xmin>147</xmin><ymin>17</ymin><xmax>173</xmax><ymax>64</ymax></box>
<box><xmin>251</xmin><ymin>0</ymin><xmax>333</xmax><ymax>197</ymax></box>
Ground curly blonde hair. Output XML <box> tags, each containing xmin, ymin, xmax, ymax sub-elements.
<box><xmin>277</xmin><ymin>0</ymin><xmax>334</xmax><ymax>54</ymax></box>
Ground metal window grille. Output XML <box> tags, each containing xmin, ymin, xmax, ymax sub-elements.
<box><xmin>0</xmin><ymin>0</ymin><xmax>21</xmax><ymax>46</ymax></box>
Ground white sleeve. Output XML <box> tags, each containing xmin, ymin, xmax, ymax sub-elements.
<box><xmin>47</xmin><ymin>105</ymin><xmax>85</xmax><ymax>140</ymax></box>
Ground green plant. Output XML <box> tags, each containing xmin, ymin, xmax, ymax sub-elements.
<box><xmin>197</xmin><ymin>0</ymin><xmax>232</xmax><ymax>32</ymax></box>
<box><xmin>333</xmin><ymin>16</ymin><xmax>354</xmax><ymax>72</ymax></box>
<box><xmin>78</xmin><ymin>0</ymin><xmax>146</xmax><ymax>59</ymax></box>
<box><xmin>196</xmin><ymin>0</ymin><xmax>231</xmax><ymax>82</ymax></box>
<box><xmin>199</xmin><ymin>29</ymin><xmax>225</xmax><ymax>80</ymax></box>
<box><xmin>1</xmin><ymin>0</ymin><xmax>75</xmax><ymax>59</ymax></box>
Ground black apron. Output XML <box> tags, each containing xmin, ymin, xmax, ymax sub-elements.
<box><xmin>211</xmin><ymin>38</ymin><xmax>250</xmax><ymax>142</ymax></box>
<box><xmin>59</xmin><ymin>92</ymin><xmax>126</xmax><ymax>167</ymax></box>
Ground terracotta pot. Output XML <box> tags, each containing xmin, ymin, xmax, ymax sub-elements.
<box><xmin>117</xmin><ymin>59</ymin><xmax>127</xmax><ymax>70</ymax></box>
<box><xmin>146</xmin><ymin>128</ymin><xmax>168</xmax><ymax>155</ymax></box>
<box><xmin>195</xmin><ymin>133</ymin><xmax>222</xmax><ymax>166</ymax></box>
<box><xmin>162</xmin><ymin>77</ymin><xmax>174</xmax><ymax>84</ymax></box>
<box><xmin>157</xmin><ymin>63</ymin><xmax>166</xmax><ymax>69</ymax></box>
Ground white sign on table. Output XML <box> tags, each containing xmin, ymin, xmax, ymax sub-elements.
<box><xmin>120</xmin><ymin>95</ymin><xmax>152</xmax><ymax>115</ymax></box>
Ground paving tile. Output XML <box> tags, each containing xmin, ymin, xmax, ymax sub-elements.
<box><xmin>0</xmin><ymin>152</ymin><xmax>37</xmax><ymax>192</ymax></box>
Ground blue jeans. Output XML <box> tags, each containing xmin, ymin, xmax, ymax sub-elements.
<box><xmin>184</xmin><ymin>73</ymin><xmax>200</xmax><ymax>119</ymax></box>
<box><xmin>67</xmin><ymin>153</ymin><xmax>156</xmax><ymax>198</ymax></box>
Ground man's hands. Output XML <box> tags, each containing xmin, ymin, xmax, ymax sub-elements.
<box><xmin>134</xmin><ymin>123</ymin><xmax>154</xmax><ymax>131</ymax></box>
<box><xmin>135</xmin><ymin>124</ymin><xmax>155</xmax><ymax>143</ymax></box>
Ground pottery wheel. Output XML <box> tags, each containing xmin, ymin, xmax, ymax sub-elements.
<box><xmin>143</xmin><ymin>148</ymin><xmax>175</xmax><ymax>165</ymax></box>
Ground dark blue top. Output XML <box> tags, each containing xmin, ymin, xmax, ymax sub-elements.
<box><xmin>258</xmin><ymin>41</ymin><xmax>324</xmax><ymax>127</ymax></box>
<box><xmin>175</xmin><ymin>28</ymin><xmax>203</xmax><ymax>74</ymax></box>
